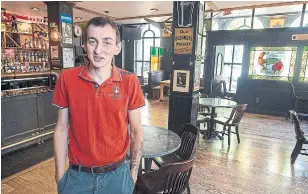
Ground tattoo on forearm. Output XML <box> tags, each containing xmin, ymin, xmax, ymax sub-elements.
<box><xmin>130</xmin><ymin>142</ymin><xmax>143</xmax><ymax>174</ymax></box>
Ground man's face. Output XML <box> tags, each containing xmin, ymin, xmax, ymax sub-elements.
<box><xmin>84</xmin><ymin>24</ymin><xmax>121</xmax><ymax>68</ymax></box>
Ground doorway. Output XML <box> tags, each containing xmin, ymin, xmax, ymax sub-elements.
<box><xmin>214</xmin><ymin>45</ymin><xmax>244</xmax><ymax>93</ymax></box>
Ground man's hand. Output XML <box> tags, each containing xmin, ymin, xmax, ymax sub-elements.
<box><xmin>55</xmin><ymin>171</ymin><xmax>65</xmax><ymax>184</ymax></box>
<box><xmin>131</xmin><ymin>170</ymin><xmax>138</xmax><ymax>184</ymax></box>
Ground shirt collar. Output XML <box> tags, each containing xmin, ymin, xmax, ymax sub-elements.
<box><xmin>78</xmin><ymin>63</ymin><xmax>122</xmax><ymax>82</ymax></box>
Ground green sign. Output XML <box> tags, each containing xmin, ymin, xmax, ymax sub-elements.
<box><xmin>151</xmin><ymin>46</ymin><xmax>164</xmax><ymax>56</ymax></box>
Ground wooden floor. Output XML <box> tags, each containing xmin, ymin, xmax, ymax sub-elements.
<box><xmin>2</xmin><ymin>97</ymin><xmax>308</xmax><ymax>194</ymax></box>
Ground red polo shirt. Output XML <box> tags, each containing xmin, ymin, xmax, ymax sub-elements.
<box><xmin>52</xmin><ymin>65</ymin><xmax>145</xmax><ymax>167</ymax></box>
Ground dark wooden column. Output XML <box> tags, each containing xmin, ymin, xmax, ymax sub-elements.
<box><xmin>45</xmin><ymin>1</ymin><xmax>74</xmax><ymax>70</ymax></box>
<box><xmin>168</xmin><ymin>1</ymin><xmax>204</xmax><ymax>135</ymax></box>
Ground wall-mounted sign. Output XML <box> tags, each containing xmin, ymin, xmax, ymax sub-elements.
<box><xmin>174</xmin><ymin>27</ymin><xmax>194</xmax><ymax>54</ymax></box>
<box><xmin>292</xmin><ymin>34</ymin><xmax>308</xmax><ymax>41</ymax></box>
<box><xmin>177</xmin><ymin>1</ymin><xmax>195</xmax><ymax>27</ymax></box>
<box><xmin>62</xmin><ymin>22</ymin><xmax>73</xmax><ymax>44</ymax></box>
<box><xmin>63</xmin><ymin>48</ymin><xmax>74</xmax><ymax>68</ymax></box>
<box><xmin>51</xmin><ymin>46</ymin><xmax>59</xmax><ymax>59</ymax></box>
<box><xmin>60</xmin><ymin>14</ymin><xmax>72</xmax><ymax>24</ymax></box>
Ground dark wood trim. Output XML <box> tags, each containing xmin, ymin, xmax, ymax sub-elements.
<box><xmin>300</xmin><ymin>4</ymin><xmax>306</xmax><ymax>27</ymax></box>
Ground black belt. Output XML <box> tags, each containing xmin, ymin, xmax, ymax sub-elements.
<box><xmin>70</xmin><ymin>157</ymin><xmax>127</xmax><ymax>174</ymax></box>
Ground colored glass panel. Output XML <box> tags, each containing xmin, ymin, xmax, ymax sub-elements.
<box><xmin>248</xmin><ymin>47</ymin><xmax>297</xmax><ymax>81</ymax></box>
<box><xmin>299</xmin><ymin>46</ymin><xmax>308</xmax><ymax>82</ymax></box>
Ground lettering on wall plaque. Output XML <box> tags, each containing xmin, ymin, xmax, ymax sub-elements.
<box><xmin>174</xmin><ymin>28</ymin><xmax>194</xmax><ymax>54</ymax></box>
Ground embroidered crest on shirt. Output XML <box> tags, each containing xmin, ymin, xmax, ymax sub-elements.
<box><xmin>108</xmin><ymin>85</ymin><xmax>123</xmax><ymax>99</ymax></box>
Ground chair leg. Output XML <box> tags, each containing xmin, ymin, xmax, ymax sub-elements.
<box><xmin>186</xmin><ymin>182</ymin><xmax>191</xmax><ymax>194</ymax></box>
<box><xmin>291</xmin><ymin>141</ymin><xmax>302</xmax><ymax>164</ymax></box>
<box><xmin>228</xmin><ymin>126</ymin><xmax>231</xmax><ymax>146</ymax></box>
<box><xmin>235</xmin><ymin>126</ymin><xmax>240</xmax><ymax>144</ymax></box>
<box><xmin>222</xmin><ymin>125</ymin><xmax>226</xmax><ymax>136</ymax></box>
<box><xmin>145</xmin><ymin>158</ymin><xmax>153</xmax><ymax>172</ymax></box>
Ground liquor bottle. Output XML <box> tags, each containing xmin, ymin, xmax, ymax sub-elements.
<box><xmin>35</xmin><ymin>52</ymin><xmax>38</xmax><ymax>62</ymax></box>
<box><xmin>45</xmin><ymin>52</ymin><xmax>48</xmax><ymax>62</ymax></box>
<box><xmin>38</xmin><ymin>52</ymin><xmax>41</xmax><ymax>62</ymax></box>
<box><xmin>25</xmin><ymin>39</ymin><xmax>29</xmax><ymax>48</ymax></box>
<box><xmin>29</xmin><ymin>39</ymin><xmax>33</xmax><ymax>48</ymax></box>
<box><xmin>27</xmin><ymin>52</ymin><xmax>31</xmax><ymax>62</ymax></box>
<box><xmin>19</xmin><ymin>51</ymin><xmax>23</xmax><ymax>62</ymax></box>
<box><xmin>31</xmin><ymin>52</ymin><xmax>35</xmax><ymax>62</ymax></box>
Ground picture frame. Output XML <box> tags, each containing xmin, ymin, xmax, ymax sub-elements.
<box><xmin>173</xmin><ymin>70</ymin><xmax>190</xmax><ymax>93</ymax></box>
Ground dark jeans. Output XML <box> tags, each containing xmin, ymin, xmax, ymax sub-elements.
<box><xmin>58</xmin><ymin>160</ymin><xmax>134</xmax><ymax>194</ymax></box>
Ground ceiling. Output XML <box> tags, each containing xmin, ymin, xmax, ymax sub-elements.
<box><xmin>1</xmin><ymin>1</ymin><xmax>303</xmax><ymax>25</ymax></box>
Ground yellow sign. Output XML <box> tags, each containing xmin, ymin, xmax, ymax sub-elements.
<box><xmin>292</xmin><ymin>34</ymin><xmax>308</xmax><ymax>40</ymax></box>
<box><xmin>174</xmin><ymin>28</ymin><xmax>194</xmax><ymax>54</ymax></box>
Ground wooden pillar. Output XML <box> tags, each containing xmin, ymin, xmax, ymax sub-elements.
<box><xmin>168</xmin><ymin>1</ymin><xmax>204</xmax><ymax>135</ymax></box>
<box><xmin>44</xmin><ymin>1</ymin><xmax>74</xmax><ymax>71</ymax></box>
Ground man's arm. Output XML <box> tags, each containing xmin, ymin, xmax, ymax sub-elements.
<box><xmin>53</xmin><ymin>108</ymin><xmax>70</xmax><ymax>183</ymax></box>
<box><xmin>128</xmin><ymin>108</ymin><xmax>143</xmax><ymax>184</ymax></box>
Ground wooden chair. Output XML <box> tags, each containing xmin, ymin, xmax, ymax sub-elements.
<box><xmin>211</xmin><ymin>80</ymin><xmax>234</xmax><ymax>100</ymax></box>
<box><xmin>213</xmin><ymin>104</ymin><xmax>247</xmax><ymax>146</ymax></box>
<box><xmin>197</xmin><ymin>93</ymin><xmax>212</xmax><ymax>131</ymax></box>
<box><xmin>289</xmin><ymin>110</ymin><xmax>308</xmax><ymax>164</ymax></box>
<box><xmin>153</xmin><ymin>123</ymin><xmax>199</xmax><ymax>167</ymax></box>
<box><xmin>136</xmin><ymin>157</ymin><xmax>196</xmax><ymax>194</ymax></box>
<box><xmin>286</xmin><ymin>82</ymin><xmax>308</xmax><ymax>122</ymax></box>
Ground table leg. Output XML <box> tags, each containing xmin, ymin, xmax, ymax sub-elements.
<box><xmin>207</xmin><ymin>107</ymin><xmax>215</xmax><ymax>139</ymax></box>
<box><xmin>206</xmin><ymin>107</ymin><xmax>223</xmax><ymax>140</ymax></box>
<box><xmin>159</xmin><ymin>84</ymin><xmax>164</xmax><ymax>101</ymax></box>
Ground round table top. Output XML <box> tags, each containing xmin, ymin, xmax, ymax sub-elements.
<box><xmin>199</xmin><ymin>98</ymin><xmax>237</xmax><ymax>108</ymax></box>
<box><xmin>141</xmin><ymin>125</ymin><xmax>181</xmax><ymax>158</ymax></box>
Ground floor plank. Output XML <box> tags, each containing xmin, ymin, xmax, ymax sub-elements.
<box><xmin>2</xmin><ymin>97</ymin><xmax>308</xmax><ymax>194</ymax></box>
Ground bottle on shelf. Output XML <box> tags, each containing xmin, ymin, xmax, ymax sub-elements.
<box><xmin>27</xmin><ymin>51</ymin><xmax>31</xmax><ymax>62</ymax></box>
<box><xmin>25</xmin><ymin>39</ymin><xmax>29</xmax><ymax>48</ymax></box>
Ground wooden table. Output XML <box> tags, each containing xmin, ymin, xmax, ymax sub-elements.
<box><xmin>159</xmin><ymin>80</ymin><xmax>170</xmax><ymax>101</ymax></box>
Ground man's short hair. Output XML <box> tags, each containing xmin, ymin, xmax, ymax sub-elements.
<box><xmin>83</xmin><ymin>17</ymin><xmax>121</xmax><ymax>44</ymax></box>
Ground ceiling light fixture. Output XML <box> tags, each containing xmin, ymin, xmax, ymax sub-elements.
<box><xmin>104</xmin><ymin>11</ymin><xmax>109</xmax><ymax>14</ymax></box>
<box><xmin>150</xmin><ymin>8</ymin><xmax>158</xmax><ymax>12</ymax></box>
<box><xmin>31</xmin><ymin>7</ymin><xmax>39</xmax><ymax>11</ymax></box>
<box><xmin>76</xmin><ymin>17</ymin><xmax>82</xmax><ymax>20</ymax></box>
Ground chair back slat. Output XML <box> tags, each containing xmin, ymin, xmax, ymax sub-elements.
<box><xmin>161</xmin><ymin>158</ymin><xmax>195</xmax><ymax>194</ymax></box>
<box><xmin>139</xmin><ymin>158</ymin><xmax>195</xmax><ymax>194</ymax></box>
<box><xmin>177</xmin><ymin>132</ymin><xmax>194</xmax><ymax>159</ymax></box>
<box><xmin>177</xmin><ymin>124</ymin><xmax>199</xmax><ymax>160</ymax></box>
<box><xmin>225</xmin><ymin>104</ymin><xmax>247</xmax><ymax>124</ymax></box>
<box><xmin>289</xmin><ymin>110</ymin><xmax>306</xmax><ymax>141</ymax></box>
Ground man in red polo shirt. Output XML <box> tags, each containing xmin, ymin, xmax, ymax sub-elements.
<box><xmin>52</xmin><ymin>17</ymin><xmax>145</xmax><ymax>194</ymax></box>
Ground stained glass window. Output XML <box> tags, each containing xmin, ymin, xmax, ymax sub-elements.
<box><xmin>299</xmin><ymin>46</ymin><xmax>308</xmax><ymax>82</ymax></box>
<box><xmin>248</xmin><ymin>47</ymin><xmax>297</xmax><ymax>81</ymax></box>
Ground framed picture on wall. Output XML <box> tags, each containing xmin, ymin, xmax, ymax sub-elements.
<box><xmin>173</xmin><ymin>70</ymin><xmax>190</xmax><ymax>93</ymax></box>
